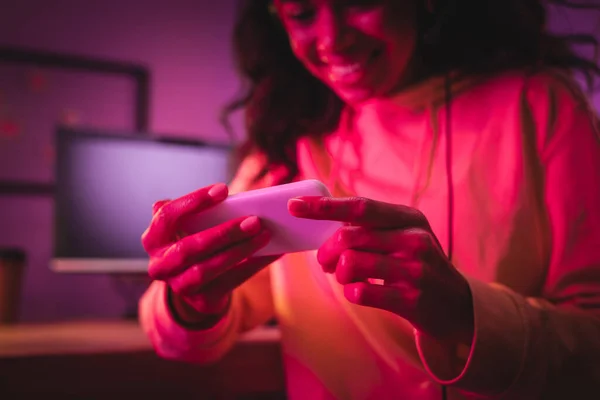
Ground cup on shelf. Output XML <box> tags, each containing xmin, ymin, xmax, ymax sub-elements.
<box><xmin>0</xmin><ymin>248</ymin><xmax>26</xmax><ymax>325</ymax></box>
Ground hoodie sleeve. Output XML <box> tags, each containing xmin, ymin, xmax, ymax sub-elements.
<box><xmin>416</xmin><ymin>72</ymin><xmax>600</xmax><ymax>399</ymax></box>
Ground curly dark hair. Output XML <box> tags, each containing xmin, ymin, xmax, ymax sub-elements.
<box><xmin>221</xmin><ymin>0</ymin><xmax>600</xmax><ymax>181</ymax></box>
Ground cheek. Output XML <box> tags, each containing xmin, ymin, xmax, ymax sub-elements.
<box><xmin>288</xmin><ymin>35</ymin><xmax>320</xmax><ymax>72</ymax></box>
<box><xmin>350</xmin><ymin>8</ymin><xmax>416</xmax><ymax>60</ymax></box>
<box><xmin>351</xmin><ymin>9</ymin><xmax>386</xmax><ymax>36</ymax></box>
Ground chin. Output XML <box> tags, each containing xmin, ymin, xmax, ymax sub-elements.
<box><xmin>335</xmin><ymin>87</ymin><xmax>377</xmax><ymax>107</ymax></box>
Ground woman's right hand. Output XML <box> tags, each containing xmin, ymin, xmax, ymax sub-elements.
<box><xmin>141</xmin><ymin>183</ymin><xmax>279</xmax><ymax>327</ymax></box>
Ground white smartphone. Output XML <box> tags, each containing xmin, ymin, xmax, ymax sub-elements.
<box><xmin>180</xmin><ymin>179</ymin><xmax>343</xmax><ymax>256</ymax></box>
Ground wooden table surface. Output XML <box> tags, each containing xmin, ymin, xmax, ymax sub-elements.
<box><xmin>0</xmin><ymin>320</ymin><xmax>286</xmax><ymax>399</ymax></box>
<box><xmin>0</xmin><ymin>319</ymin><xmax>281</xmax><ymax>357</ymax></box>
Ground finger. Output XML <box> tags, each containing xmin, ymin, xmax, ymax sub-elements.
<box><xmin>152</xmin><ymin>199</ymin><xmax>170</xmax><ymax>215</ymax></box>
<box><xmin>343</xmin><ymin>282</ymin><xmax>418</xmax><ymax>317</ymax></box>
<box><xmin>202</xmin><ymin>255</ymin><xmax>280</xmax><ymax>295</ymax></box>
<box><xmin>288</xmin><ymin>196</ymin><xmax>430</xmax><ymax>229</ymax></box>
<box><xmin>153</xmin><ymin>200</ymin><xmax>188</xmax><ymax>240</ymax></box>
<box><xmin>148</xmin><ymin>215</ymin><xmax>263</xmax><ymax>280</ymax></box>
<box><xmin>317</xmin><ymin>227</ymin><xmax>432</xmax><ymax>272</ymax></box>
<box><xmin>168</xmin><ymin>230</ymin><xmax>271</xmax><ymax>296</ymax></box>
<box><xmin>335</xmin><ymin>250</ymin><xmax>421</xmax><ymax>285</ymax></box>
<box><xmin>142</xmin><ymin>183</ymin><xmax>228</xmax><ymax>251</ymax></box>
<box><xmin>183</xmin><ymin>255</ymin><xmax>279</xmax><ymax>314</ymax></box>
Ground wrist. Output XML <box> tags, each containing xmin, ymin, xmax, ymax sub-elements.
<box><xmin>420</xmin><ymin>277</ymin><xmax>474</xmax><ymax>345</ymax></box>
<box><xmin>166</xmin><ymin>288</ymin><xmax>232</xmax><ymax>330</ymax></box>
<box><xmin>456</xmin><ymin>279</ymin><xmax>475</xmax><ymax>345</ymax></box>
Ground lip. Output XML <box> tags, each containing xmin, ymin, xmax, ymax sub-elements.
<box><xmin>323</xmin><ymin>50</ymin><xmax>380</xmax><ymax>86</ymax></box>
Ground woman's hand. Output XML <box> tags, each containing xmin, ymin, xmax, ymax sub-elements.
<box><xmin>288</xmin><ymin>196</ymin><xmax>474</xmax><ymax>344</ymax></box>
<box><xmin>142</xmin><ymin>184</ymin><xmax>279</xmax><ymax>327</ymax></box>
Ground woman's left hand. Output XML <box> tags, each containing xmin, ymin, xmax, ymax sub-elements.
<box><xmin>288</xmin><ymin>196</ymin><xmax>474</xmax><ymax>344</ymax></box>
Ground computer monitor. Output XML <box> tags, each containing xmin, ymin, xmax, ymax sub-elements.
<box><xmin>51</xmin><ymin>127</ymin><xmax>235</xmax><ymax>273</ymax></box>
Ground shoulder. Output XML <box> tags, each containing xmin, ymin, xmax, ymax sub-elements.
<box><xmin>461</xmin><ymin>68</ymin><xmax>598</xmax><ymax>151</ymax></box>
<box><xmin>460</xmin><ymin>68</ymin><xmax>591</xmax><ymax>110</ymax></box>
<box><xmin>518</xmin><ymin>69</ymin><xmax>599</xmax><ymax>155</ymax></box>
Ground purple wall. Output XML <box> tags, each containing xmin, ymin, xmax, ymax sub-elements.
<box><xmin>0</xmin><ymin>1</ymin><xmax>598</xmax><ymax>322</ymax></box>
<box><xmin>0</xmin><ymin>0</ymin><xmax>244</xmax><ymax>142</ymax></box>
<box><xmin>547</xmin><ymin>5</ymin><xmax>600</xmax><ymax>108</ymax></box>
<box><xmin>0</xmin><ymin>0</ymin><xmax>244</xmax><ymax>322</ymax></box>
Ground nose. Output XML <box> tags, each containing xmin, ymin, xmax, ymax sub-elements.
<box><xmin>315</xmin><ymin>7</ymin><xmax>354</xmax><ymax>61</ymax></box>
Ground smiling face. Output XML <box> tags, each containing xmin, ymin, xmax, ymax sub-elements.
<box><xmin>275</xmin><ymin>0</ymin><xmax>420</xmax><ymax>106</ymax></box>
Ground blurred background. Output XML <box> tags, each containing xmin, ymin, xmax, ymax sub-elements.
<box><xmin>0</xmin><ymin>0</ymin><xmax>245</xmax><ymax>323</ymax></box>
<box><xmin>0</xmin><ymin>1</ymin><xmax>598</xmax><ymax>399</ymax></box>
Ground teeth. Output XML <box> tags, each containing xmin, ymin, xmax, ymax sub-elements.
<box><xmin>329</xmin><ymin>63</ymin><xmax>361</xmax><ymax>76</ymax></box>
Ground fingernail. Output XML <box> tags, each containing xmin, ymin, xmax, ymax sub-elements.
<box><xmin>208</xmin><ymin>183</ymin><xmax>228</xmax><ymax>200</ymax></box>
<box><xmin>240</xmin><ymin>216</ymin><xmax>261</xmax><ymax>234</ymax></box>
<box><xmin>288</xmin><ymin>198</ymin><xmax>308</xmax><ymax>213</ymax></box>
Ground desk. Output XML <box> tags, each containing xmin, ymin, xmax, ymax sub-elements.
<box><xmin>0</xmin><ymin>321</ymin><xmax>285</xmax><ymax>399</ymax></box>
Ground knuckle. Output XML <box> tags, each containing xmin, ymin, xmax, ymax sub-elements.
<box><xmin>411</xmin><ymin>207</ymin><xmax>427</xmax><ymax>221</ymax></box>
<box><xmin>141</xmin><ymin>228</ymin><xmax>152</xmax><ymax>250</ymax></box>
<box><xmin>337</xmin><ymin>251</ymin><xmax>357</xmax><ymax>283</ymax></box>
<box><xmin>152</xmin><ymin>199</ymin><xmax>169</xmax><ymax>215</ymax></box>
<box><xmin>226</xmin><ymin>223</ymin><xmax>243</xmax><ymax>242</ymax></box>
<box><xmin>190</xmin><ymin>189</ymin><xmax>215</xmax><ymax>208</ymax></box>
<box><xmin>207</xmin><ymin>250</ymin><xmax>232</xmax><ymax>272</ymax></box>
<box><xmin>336</xmin><ymin>227</ymin><xmax>352</xmax><ymax>246</ymax></box>
<box><xmin>316</xmin><ymin>245</ymin><xmax>337</xmax><ymax>273</ymax></box>
<box><xmin>153</xmin><ymin>206</ymin><xmax>171</xmax><ymax>228</ymax></box>
<box><xmin>354</xmin><ymin>226</ymin><xmax>371</xmax><ymax>247</ymax></box>
<box><xmin>412</xmin><ymin>228</ymin><xmax>433</xmax><ymax>250</ymax></box>
<box><xmin>410</xmin><ymin>208</ymin><xmax>432</xmax><ymax>230</ymax></box>
<box><xmin>147</xmin><ymin>258</ymin><xmax>163</xmax><ymax>280</ymax></box>
<box><xmin>316</xmin><ymin>246</ymin><xmax>330</xmax><ymax>266</ymax></box>
<box><xmin>382</xmin><ymin>286</ymin><xmax>404</xmax><ymax>307</ymax></box>
<box><xmin>335</xmin><ymin>268</ymin><xmax>348</xmax><ymax>285</ymax></box>
<box><xmin>170</xmin><ymin>282</ymin><xmax>187</xmax><ymax>297</ymax></box>
<box><xmin>403</xmin><ymin>289</ymin><xmax>420</xmax><ymax>311</ymax></box>
<box><xmin>191</xmin><ymin>230</ymin><xmax>210</xmax><ymax>253</ymax></box>
<box><xmin>352</xmin><ymin>283</ymin><xmax>369</xmax><ymax>304</ymax></box>
<box><xmin>411</xmin><ymin>264</ymin><xmax>425</xmax><ymax>281</ymax></box>
<box><xmin>341</xmin><ymin>249</ymin><xmax>357</xmax><ymax>266</ymax></box>
<box><xmin>168</xmin><ymin>276</ymin><xmax>185</xmax><ymax>295</ymax></box>
<box><xmin>215</xmin><ymin>225</ymin><xmax>238</xmax><ymax>246</ymax></box>
<box><xmin>180</xmin><ymin>195</ymin><xmax>198</xmax><ymax>212</ymax></box>
<box><xmin>318</xmin><ymin>197</ymin><xmax>335</xmax><ymax>214</ymax></box>
<box><xmin>338</xmin><ymin>226</ymin><xmax>367</xmax><ymax>248</ymax></box>
<box><xmin>352</xmin><ymin>197</ymin><xmax>370</xmax><ymax>218</ymax></box>
<box><xmin>190</xmin><ymin>265</ymin><xmax>206</xmax><ymax>286</ymax></box>
<box><xmin>169</xmin><ymin>240</ymin><xmax>188</xmax><ymax>266</ymax></box>
<box><xmin>173</xmin><ymin>265</ymin><xmax>205</xmax><ymax>296</ymax></box>
<box><xmin>374</xmin><ymin>254</ymin><xmax>388</xmax><ymax>277</ymax></box>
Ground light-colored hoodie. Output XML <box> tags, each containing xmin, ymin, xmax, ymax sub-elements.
<box><xmin>139</xmin><ymin>69</ymin><xmax>600</xmax><ymax>400</ymax></box>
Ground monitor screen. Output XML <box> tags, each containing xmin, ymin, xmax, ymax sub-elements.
<box><xmin>52</xmin><ymin>128</ymin><xmax>235</xmax><ymax>273</ymax></box>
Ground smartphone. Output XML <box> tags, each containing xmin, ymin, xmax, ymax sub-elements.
<box><xmin>180</xmin><ymin>179</ymin><xmax>343</xmax><ymax>256</ymax></box>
